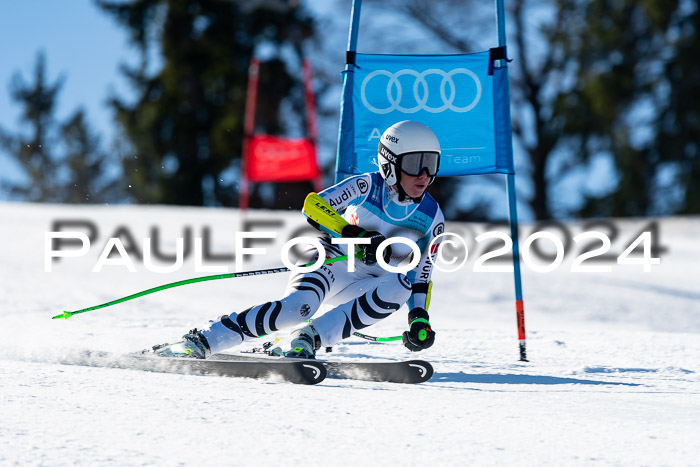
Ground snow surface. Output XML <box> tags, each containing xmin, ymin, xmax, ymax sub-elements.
<box><xmin>1</xmin><ymin>202</ymin><xmax>699</xmax><ymax>466</ymax></box>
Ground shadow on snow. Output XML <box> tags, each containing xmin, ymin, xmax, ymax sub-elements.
<box><xmin>434</xmin><ymin>372</ymin><xmax>641</xmax><ymax>386</ymax></box>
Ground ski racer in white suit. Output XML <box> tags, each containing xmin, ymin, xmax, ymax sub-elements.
<box><xmin>153</xmin><ymin>120</ymin><xmax>445</xmax><ymax>359</ymax></box>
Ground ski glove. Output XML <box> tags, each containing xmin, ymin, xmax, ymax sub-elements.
<box><xmin>341</xmin><ymin>225</ymin><xmax>391</xmax><ymax>266</ymax></box>
<box><xmin>402</xmin><ymin>307</ymin><xmax>435</xmax><ymax>351</ymax></box>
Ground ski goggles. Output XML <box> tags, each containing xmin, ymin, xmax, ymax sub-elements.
<box><xmin>399</xmin><ymin>151</ymin><xmax>440</xmax><ymax>177</ymax></box>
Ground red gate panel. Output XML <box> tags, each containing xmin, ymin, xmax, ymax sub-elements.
<box><xmin>245</xmin><ymin>135</ymin><xmax>320</xmax><ymax>182</ymax></box>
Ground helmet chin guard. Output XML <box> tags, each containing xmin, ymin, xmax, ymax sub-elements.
<box><xmin>377</xmin><ymin>121</ymin><xmax>441</xmax><ymax>199</ymax></box>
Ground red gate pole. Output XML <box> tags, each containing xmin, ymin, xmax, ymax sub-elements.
<box><xmin>302</xmin><ymin>58</ymin><xmax>324</xmax><ymax>193</ymax></box>
<box><xmin>240</xmin><ymin>57</ymin><xmax>260</xmax><ymax>213</ymax></box>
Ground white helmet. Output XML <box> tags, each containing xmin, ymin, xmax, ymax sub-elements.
<box><xmin>377</xmin><ymin>120</ymin><xmax>441</xmax><ymax>187</ymax></box>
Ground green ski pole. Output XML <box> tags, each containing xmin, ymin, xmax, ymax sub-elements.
<box><xmin>352</xmin><ymin>331</ymin><xmax>402</xmax><ymax>342</ymax></box>
<box><xmin>52</xmin><ymin>253</ymin><xmax>359</xmax><ymax>320</ymax></box>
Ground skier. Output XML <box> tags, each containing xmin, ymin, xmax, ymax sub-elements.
<box><xmin>153</xmin><ymin>120</ymin><xmax>444</xmax><ymax>359</ymax></box>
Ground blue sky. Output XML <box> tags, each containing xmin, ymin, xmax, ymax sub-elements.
<box><xmin>0</xmin><ymin>0</ymin><xmax>137</xmax><ymax>181</ymax></box>
<box><xmin>0</xmin><ymin>1</ymin><xmax>621</xmax><ymax>219</ymax></box>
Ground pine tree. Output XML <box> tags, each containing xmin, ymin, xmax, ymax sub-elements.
<box><xmin>0</xmin><ymin>51</ymin><xmax>121</xmax><ymax>204</ymax></box>
<box><xmin>553</xmin><ymin>0</ymin><xmax>681</xmax><ymax>217</ymax></box>
<box><xmin>0</xmin><ymin>52</ymin><xmax>63</xmax><ymax>201</ymax></box>
<box><xmin>61</xmin><ymin>109</ymin><xmax>121</xmax><ymax>203</ymax></box>
<box><xmin>97</xmin><ymin>0</ymin><xmax>316</xmax><ymax>207</ymax></box>
<box><xmin>654</xmin><ymin>2</ymin><xmax>700</xmax><ymax>214</ymax></box>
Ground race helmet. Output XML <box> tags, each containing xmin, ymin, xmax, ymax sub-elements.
<box><xmin>377</xmin><ymin>120</ymin><xmax>441</xmax><ymax>187</ymax></box>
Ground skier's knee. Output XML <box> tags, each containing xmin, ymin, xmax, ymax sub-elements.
<box><xmin>263</xmin><ymin>291</ymin><xmax>320</xmax><ymax>330</ymax></box>
<box><xmin>282</xmin><ymin>288</ymin><xmax>322</xmax><ymax>314</ymax></box>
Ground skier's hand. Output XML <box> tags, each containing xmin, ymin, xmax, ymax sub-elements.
<box><xmin>341</xmin><ymin>225</ymin><xmax>391</xmax><ymax>265</ymax></box>
<box><xmin>402</xmin><ymin>307</ymin><xmax>435</xmax><ymax>351</ymax></box>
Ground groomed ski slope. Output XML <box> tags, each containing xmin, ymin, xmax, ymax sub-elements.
<box><xmin>1</xmin><ymin>202</ymin><xmax>698</xmax><ymax>466</ymax></box>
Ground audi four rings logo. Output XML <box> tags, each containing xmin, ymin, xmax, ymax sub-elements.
<box><xmin>360</xmin><ymin>68</ymin><xmax>482</xmax><ymax>114</ymax></box>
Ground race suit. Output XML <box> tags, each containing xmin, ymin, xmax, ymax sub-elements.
<box><xmin>200</xmin><ymin>172</ymin><xmax>444</xmax><ymax>353</ymax></box>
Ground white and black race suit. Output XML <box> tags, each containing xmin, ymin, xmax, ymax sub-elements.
<box><xmin>200</xmin><ymin>172</ymin><xmax>444</xmax><ymax>353</ymax></box>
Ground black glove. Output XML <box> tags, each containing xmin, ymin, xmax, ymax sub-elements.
<box><xmin>402</xmin><ymin>307</ymin><xmax>435</xmax><ymax>351</ymax></box>
<box><xmin>341</xmin><ymin>225</ymin><xmax>391</xmax><ymax>265</ymax></box>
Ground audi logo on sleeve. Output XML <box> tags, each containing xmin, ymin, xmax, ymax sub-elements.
<box><xmin>360</xmin><ymin>68</ymin><xmax>482</xmax><ymax>114</ymax></box>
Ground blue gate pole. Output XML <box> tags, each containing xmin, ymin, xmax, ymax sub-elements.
<box><xmin>334</xmin><ymin>0</ymin><xmax>363</xmax><ymax>183</ymax></box>
<box><xmin>496</xmin><ymin>0</ymin><xmax>528</xmax><ymax>361</ymax></box>
<box><xmin>346</xmin><ymin>0</ymin><xmax>362</xmax><ymax>52</ymax></box>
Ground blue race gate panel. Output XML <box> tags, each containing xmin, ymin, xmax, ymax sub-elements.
<box><xmin>335</xmin><ymin>0</ymin><xmax>527</xmax><ymax>361</ymax></box>
<box><xmin>336</xmin><ymin>52</ymin><xmax>515</xmax><ymax>180</ymax></box>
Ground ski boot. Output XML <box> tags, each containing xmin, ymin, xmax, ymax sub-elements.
<box><xmin>152</xmin><ymin>328</ymin><xmax>211</xmax><ymax>359</ymax></box>
<box><xmin>284</xmin><ymin>324</ymin><xmax>321</xmax><ymax>359</ymax></box>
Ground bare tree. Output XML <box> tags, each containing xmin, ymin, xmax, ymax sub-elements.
<box><xmin>354</xmin><ymin>0</ymin><xmax>583</xmax><ymax>220</ymax></box>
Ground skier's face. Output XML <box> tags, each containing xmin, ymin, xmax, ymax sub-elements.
<box><xmin>400</xmin><ymin>171</ymin><xmax>430</xmax><ymax>198</ymax></box>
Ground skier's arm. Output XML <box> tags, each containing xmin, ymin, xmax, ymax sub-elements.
<box><xmin>403</xmin><ymin>211</ymin><xmax>444</xmax><ymax>351</ymax></box>
<box><xmin>316</xmin><ymin>174</ymin><xmax>372</xmax><ymax>214</ymax></box>
<box><xmin>403</xmin><ymin>246</ymin><xmax>438</xmax><ymax>352</ymax></box>
<box><xmin>302</xmin><ymin>174</ymin><xmax>372</xmax><ymax>237</ymax></box>
<box><xmin>407</xmin><ymin>209</ymin><xmax>444</xmax><ymax>311</ymax></box>
<box><xmin>303</xmin><ymin>175</ymin><xmax>387</xmax><ymax>265</ymax></box>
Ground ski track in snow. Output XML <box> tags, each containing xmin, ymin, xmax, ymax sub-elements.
<box><xmin>1</xmin><ymin>203</ymin><xmax>699</xmax><ymax>465</ymax></box>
